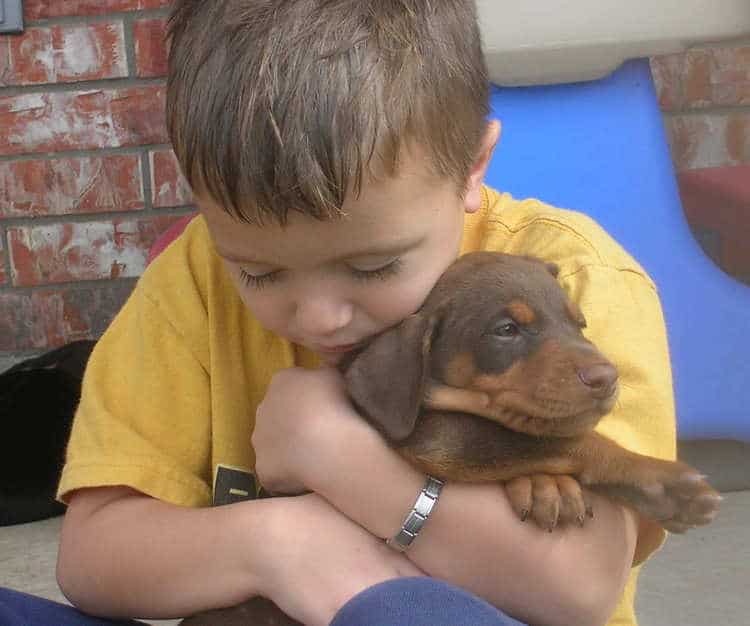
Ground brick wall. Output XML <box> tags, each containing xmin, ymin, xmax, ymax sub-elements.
<box><xmin>0</xmin><ymin>1</ymin><xmax>194</xmax><ymax>370</ymax></box>
<box><xmin>651</xmin><ymin>43</ymin><xmax>750</xmax><ymax>284</ymax></box>
<box><xmin>0</xmin><ymin>8</ymin><xmax>748</xmax><ymax>369</ymax></box>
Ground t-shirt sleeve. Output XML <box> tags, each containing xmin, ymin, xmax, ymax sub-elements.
<box><xmin>561</xmin><ymin>263</ymin><xmax>677</xmax><ymax>565</ymax></box>
<box><xmin>57</xmin><ymin>282</ymin><xmax>214</xmax><ymax>508</ymax></box>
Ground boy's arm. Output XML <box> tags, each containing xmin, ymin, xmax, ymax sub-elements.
<box><xmin>318</xmin><ymin>433</ymin><xmax>636</xmax><ymax>626</ymax></box>
<box><xmin>254</xmin><ymin>367</ymin><xmax>637</xmax><ymax>626</ymax></box>
<box><xmin>57</xmin><ymin>486</ymin><xmax>268</xmax><ymax>619</ymax></box>
<box><xmin>57</xmin><ymin>486</ymin><xmax>423</xmax><ymax>624</ymax></box>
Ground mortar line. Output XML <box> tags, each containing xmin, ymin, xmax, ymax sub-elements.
<box><xmin>0</xmin><ymin>205</ymin><xmax>196</xmax><ymax>230</ymax></box>
<box><xmin>0</xmin><ymin>143</ymin><xmax>173</xmax><ymax>163</ymax></box>
<box><xmin>663</xmin><ymin>105</ymin><xmax>750</xmax><ymax>118</ymax></box>
<box><xmin>0</xmin><ymin>275</ymin><xmax>139</xmax><ymax>296</ymax></box>
<box><xmin>0</xmin><ymin>75</ymin><xmax>165</xmax><ymax>97</ymax></box>
<box><xmin>22</xmin><ymin>8</ymin><xmax>170</xmax><ymax>29</ymax></box>
<box><xmin>121</xmin><ymin>12</ymin><xmax>138</xmax><ymax>82</ymax></box>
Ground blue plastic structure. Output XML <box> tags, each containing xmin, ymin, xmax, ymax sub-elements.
<box><xmin>484</xmin><ymin>59</ymin><xmax>749</xmax><ymax>441</ymax></box>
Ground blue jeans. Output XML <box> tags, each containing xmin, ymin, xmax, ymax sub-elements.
<box><xmin>0</xmin><ymin>588</ymin><xmax>146</xmax><ymax>626</ymax></box>
<box><xmin>331</xmin><ymin>577</ymin><xmax>528</xmax><ymax>626</ymax></box>
<box><xmin>0</xmin><ymin>578</ymin><xmax>528</xmax><ymax>625</ymax></box>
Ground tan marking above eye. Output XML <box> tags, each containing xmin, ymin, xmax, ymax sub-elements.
<box><xmin>507</xmin><ymin>300</ymin><xmax>536</xmax><ymax>325</ymax></box>
<box><xmin>565</xmin><ymin>300</ymin><xmax>587</xmax><ymax>328</ymax></box>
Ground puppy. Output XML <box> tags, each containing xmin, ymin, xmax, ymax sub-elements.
<box><xmin>343</xmin><ymin>251</ymin><xmax>720</xmax><ymax>531</ymax></box>
<box><xmin>181</xmin><ymin>251</ymin><xmax>720</xmax><ymax>625</ymax></box>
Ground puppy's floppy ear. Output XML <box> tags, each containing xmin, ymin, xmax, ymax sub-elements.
<box><xmin>343</xmin><ymin>313</ymin><xmax>439</xmax><ymax>442</ymax></box>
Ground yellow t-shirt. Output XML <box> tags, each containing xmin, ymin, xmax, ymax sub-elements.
<box><xmin>58</xmin><ymin>186</ymin><xmax>675</xmax><ymax>626</ymax></box>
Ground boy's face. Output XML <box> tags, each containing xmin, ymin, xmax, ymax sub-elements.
<box><xmin>200</xmin><ymin>136</ymin><xmax>496</xmax><ymax>364</ymax></box>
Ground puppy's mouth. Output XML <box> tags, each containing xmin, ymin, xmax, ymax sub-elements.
<box><xmin>487</xmin><ymin>393</ymin><xmax>617</xmax><ymax>437</ymax></box>
<box><xmin>496</xmin><ymin>409</ymin><xmax>603</xmax><ymax>437</ymax></box>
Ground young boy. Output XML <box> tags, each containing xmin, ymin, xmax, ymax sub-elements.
<box><xmin>1</xmin><ymin>2</ymin><xmax>675</xmax><ymax>625</ymax></box>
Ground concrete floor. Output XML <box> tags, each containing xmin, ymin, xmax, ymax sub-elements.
<box><xmin>2</xmin><ymin>440</ymin><xmax>748</xmax><ymax>625</ymax></box>
<box><xmin>637</xmin><ymin>489</ymin><xmax>749</xmax><ymax>626</ymax></box>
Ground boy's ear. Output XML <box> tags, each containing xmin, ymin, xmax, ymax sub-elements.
<box><xmin>343</xmin><ymin>313</ymin><xmax>439</xmax><ymax>442</ymax></box>
<box><xmin>464</xmin><ymin>120</ymin><xmax>501</xmax><ymax>214</ymax></box>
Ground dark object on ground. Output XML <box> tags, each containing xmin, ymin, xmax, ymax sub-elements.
<box><xmin>0</xmin><ymin>341</ymin><xmax>97</xmax><ymax>526</ymax></box>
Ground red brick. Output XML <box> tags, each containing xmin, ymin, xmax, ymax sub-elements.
<box><xmin>698</xmin><ymin>46</ymin><xmax>750</xmax><ymax>108</ymax></box>
<box><xmin>24</xmin><ymin>0</ymin><xmax>170</xmax><ymax>20</ymax></box>
<box><xmin>0</xmin><ymin>155</ymin><xmax>144</xmax><ymax>218</ymax></box>
<box><xmin>683</xmin><ymin>51</ymin><xmax>714</xmax><ymax>107</ymax></box>
<box><xmin>666</xmin><ymin>112</ymin><xmax>750</xmax><ymax>171</ymax></box>
<box><xmin>0</xmin><ymin>283</ymin><xmax>135</xmax><ymax>351</ymax></box>
<box><xmin>652</xmin><ymin>45</ymin><xmax>750</xmax><ymax>111</ymax></box>
<box><xmin>0</xmin><ymin>22</ymin><xmax>126</xmax><ymax>87</ymax></box>
<box><xmin>150</xmin><ymin>149</ymin><xmax>192</xmax><ymax>207</ymax></box>
<box><xmin>0</xmin><ymin>85</ymin><xmax>168</xmax><ymax>156</ymax></box>
<box><xmin>134</xmin><ymin>17</ymin><xmax>169</xmax><ymax>78</ymax></box>
<box><xmin>8</xmin><ymin>215</ymin><xmax>182</xmax><ymax>286</ymax></box>
<box><xmin>650</xmin><ymin>54</ymin><xmax>686</xmax><ymax>111</ymax></box>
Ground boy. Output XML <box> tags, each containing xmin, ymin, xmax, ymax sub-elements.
<box><xmin>2</xmin><ymin>2</ymin><xmax>675</xmax><ymax>625</ymax></box>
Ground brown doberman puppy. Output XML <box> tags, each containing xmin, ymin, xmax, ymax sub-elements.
<box><xmin>181</xmin><ymin>251</ymin><xmax>720</xmax><ymax>626</ymax></box>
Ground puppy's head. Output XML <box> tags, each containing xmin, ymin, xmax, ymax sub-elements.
<box><xmin>343</xmin><ymin>252</ymin><xmax>618</xmax><ymax>441</ymax></box>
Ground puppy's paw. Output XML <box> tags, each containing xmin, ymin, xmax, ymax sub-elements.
<box><xmin>505</xmin><ymin>474</ymin><xmax>592</xmax><ymax>531</ymax></box>
<box><xmin>599</xmin><ymin>461</ymin><xmax>721</xmax><ymax>533</ymax></box>
<box><xmin>643</xmin><ymin>465</ymin><xmax>721</xmax><ymax>532</ymax></box>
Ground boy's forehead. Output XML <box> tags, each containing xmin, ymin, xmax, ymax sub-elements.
<box><xmin>197</xmin><ymin>147</ymin><xmax>462</xmax><ymax>260</ymax></box>
<box><xmin>198</xmin><ymin>189</ymin><xmax>448</xmax><ymax>266</ymax></box>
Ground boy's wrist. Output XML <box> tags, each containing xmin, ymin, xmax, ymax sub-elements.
<box><xmin>301</xmin><ymin>412</ymin><xmax>430</xmax><ymax>541</ymax></box>
<box><xmin>299</xmin><ymin>401</ymin><xmax>377</xmax><ymax>490</ymax></box>
<box><xmin>248</xmin><ymin>494</ymin><xmax>310</xmax><ymax>599</ymax></box>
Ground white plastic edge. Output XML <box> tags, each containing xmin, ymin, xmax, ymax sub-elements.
<box><xmin>477</xmin><ymin>0</ymin><xmax>750</xmax><ymax>85</ymax></box>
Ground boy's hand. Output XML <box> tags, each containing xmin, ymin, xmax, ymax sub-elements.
<box><xmin>253</xmin><ymin>367</ymin><xmax>374</xmax><ymax>494</ymax></box>
<box><xmin>259</xmin><ymin>493</ymin><xmax>424</xmax><ymax>626</ymax></box>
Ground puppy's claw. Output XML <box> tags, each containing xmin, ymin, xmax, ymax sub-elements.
<box><xmin>682</xmin><ymin>472</ymin><xmax>708</xmax><ymax>483</ymax></box>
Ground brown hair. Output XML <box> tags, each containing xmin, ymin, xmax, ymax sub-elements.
<box><xmin>167</xmin><ymin>1</ymin><xmax>489</xmax><ymax>225</ymax></box>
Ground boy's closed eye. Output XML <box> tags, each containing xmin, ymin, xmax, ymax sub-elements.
<box><xmin>238</xmin><ymin>257</ymin><xmax>403</xmax><ymax>289</ymax></box>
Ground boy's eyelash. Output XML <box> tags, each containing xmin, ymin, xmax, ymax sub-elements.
<box><xmin>351</xmin><ymin>258</ymin><xmax>403</xmax><ymax>282</ymax></box>
<box><xmin>239</xmin><ymin>269</ymin><xmax>280</xmax><ymax>289</ymax></box>
<box><xmin>238</xmin><ymin>259</ymin><xmax>402</xmax><ymax>289</ymax></box>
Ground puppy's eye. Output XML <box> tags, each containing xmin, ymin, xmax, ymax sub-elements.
<box><xmin>493</xmin><ymin>322</ymin><xmax>520</xmax><ymax>337</ymax></box>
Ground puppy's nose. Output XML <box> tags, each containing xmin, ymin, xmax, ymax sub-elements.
<box><xmin>578</xmin><ymin>363</ymin><xmax>618</xmax><ymax>397</ymax></box>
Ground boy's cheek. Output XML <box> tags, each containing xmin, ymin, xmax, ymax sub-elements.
<box><xmin>234</xmin><ymin>291</ymin><xmax>284</xmax><ymax>331</ymax></box>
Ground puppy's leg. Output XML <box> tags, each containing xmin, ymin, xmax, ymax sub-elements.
<box><xmin>397</xmin><ymin>412</ymin><xmax>719</xmax><ymax>532</ymax></box>
<box><xmin>396</xmin><ymin>411</ymin><xmax>590</xmax><ymax>530</ymax></box>
<box><xmin>570</xmin><ymin>433</ymin><xmax>721</xmax><ymax>533</ymax></box>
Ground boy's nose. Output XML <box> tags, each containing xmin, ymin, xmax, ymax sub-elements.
<box><xmin>295</xmin><ymin>297</ymin><xmax>354</xmax><ymax>337</ymax></box>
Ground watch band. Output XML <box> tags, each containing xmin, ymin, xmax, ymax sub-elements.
<box><xmin>386</xmin><ymin>475</ymin><xmax>444</xmax><ymax>552</ymax></box>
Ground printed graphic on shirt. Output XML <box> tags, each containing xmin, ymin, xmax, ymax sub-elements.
<box><xmin>213</xmin><ymin>464</ymin><xmax>259</xmax><ymax>506</ymax></box>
